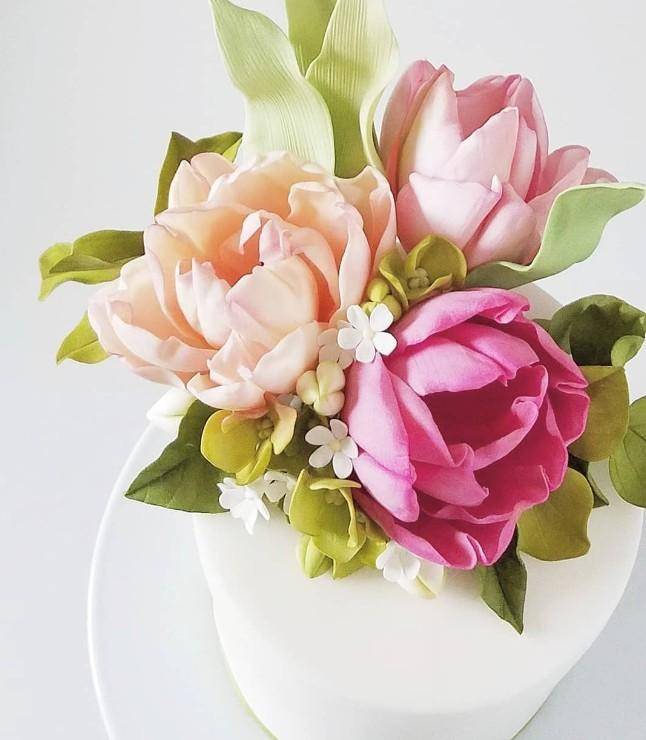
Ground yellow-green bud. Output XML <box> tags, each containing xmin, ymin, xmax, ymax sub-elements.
<box><xmin>367</xmin><ymin>277</ymin><xmax>391</xmax><ymax>303</ymax></box>
<box><xmin>382</xmin><ymin>295</ymin><xmax>403</xmax><ymax>321</ymax></box>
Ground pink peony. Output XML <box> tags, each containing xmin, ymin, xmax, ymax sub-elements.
<box><xmin>342</xmin><ymin>289</ymin><xmax>589</xmax><ymax>568</ymax></box>
<box><xmin>380</xmin><ymin>62</ymin><xmax>615</xmax><ymax>269</ymax></box>
<box><xmin>89</xmin><ymin>152</ymin><xmax>395</xmax><ymax>412</ymax></box>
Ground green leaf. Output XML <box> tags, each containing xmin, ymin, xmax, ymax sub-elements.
<box><xmin>477</xmin><ymin>532</ymin><xmax>526</xmax><ymax>634</ymax></box>
<box><xmin>210</xmin><ymin>0</ymin><xmax>334</xmax><ymax>170</ymax></box>
<box><xmin>285</xmin><ymin>0</ymin><xmax>337</xmax><ymax>74</ymax></box>
<box><xmin>466</xmin><ymin>183</ymin><xmax>646</xmax><ymax>289</ymax></box>
<box><xmin>610</xmin><ymin>397</ymin><xmax>646</xmax><ymax>507</ymax></box>
<box><xmin>125</xmin><ymin>402</ymin><xmax>225</xmax><ymax>513</ymax></box>
<box><xmin>39</xmin><ymin>230</ymin><xmax>144</xmax><ymax>300</ymax></box>
<box><xmin>517</xmin><ymin>468</ymin><xmax>594</xmax><ymax>561</ymax></box>
<box><xmin>570</xmin><ymin>366</ymin><xmax>630</xmax><ymax>462</ymax></box>
<box><xmin>306</xmin><ymin>0</ymin><xmax>398</xmax><ymax>176</ymax></box>
<box><xmin>154</xmin><ymin>130</ymin><xmax>241</xmax><ymax>215</ymax></box>
<box><xmin>298</xmin><ymin>536</ymin><xmax>332</xmax><ymax>579</ymax></box>
<box><xmin>548</xmin><ymin>295</ymin><xmax>646</xmax><ymax>367</ymax></box>
<box><xmin>569</xmin><ymin>455</ymin><xmax>609</xmax><ymax>508</ymax></box>
<box><xmin>56</xmin><ymin>313</ymin><xmax>108</xmax><ymax>365</ymax></box>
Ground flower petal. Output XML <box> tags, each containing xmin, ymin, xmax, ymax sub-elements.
<box><xmin>305</xmin><ymin>426</ymin><xmax>334</xmax><ymax>446</ymax></box>
<box><xmin>309</xmin><ymin>445</ymin><xmax>334</xmax><ymax>468</ymax></box>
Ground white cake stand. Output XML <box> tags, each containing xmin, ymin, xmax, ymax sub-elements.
<box><xmin>193</xmin><ymin>285</ymin><xmax>644</xmax><ymax>740</ymax></box>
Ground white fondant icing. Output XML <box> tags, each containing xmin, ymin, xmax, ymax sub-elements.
<box><xmin>193</xmin><ymin>286</ymin><xmax>644</xmax><ymax>739</ymax></box>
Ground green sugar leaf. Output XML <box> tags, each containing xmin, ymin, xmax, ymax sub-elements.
<box><xmin>477</xmin><ymin>532</ymin><xmax>526</xmax><ymax>634</ymax></box>
<box><xmin>125</xmin><ymin>401</ymin><xmax>225</xmax><ymax>513</ymax></box>
<box><xmin>56</xmin><ymin>313</ymin><xmax>108</xmax><ymax>365</ymax></box>
<box><xmin>518</xmin><ymin>468</ymin><xmax>593</xmax><ymax>561</ymax></box>
<box><xmin>610</xmin><ymin>397</ymin><xmax>646</xmax><ymax>507</ymax></box>
<box><xmin>154</xmin><ymin>130</ymin><xmax>241</xmax><ymax>215</ymax></box>
<box><xmin>306</xmin><ymin>0</ymin><xmax>398</xmax><ymax>176</ymax></box>
<box><xmin>570</xmin><ymin>366</ymin><xmax>630</xmax><ymax>462</ymax></box>
<box><xmin>466</xmin><ymin>183</ymin><xmax>646</xmax><ymax>289</ymax></box>
<box><xmin>285</xmin><ymin>0</ymin><xmax>337</xmax><ymax>74</ymax></box>
<box><xmin>210</xmin><ymin>0</ymin><xmax>334</xmax><ymax>170</ymax></box>
<box><xmin>39</xmin><ymin>230</ymin><xmax>144</xmax><ymax>299</ymax></box>
<box><xmin>569</xmin><ymin>455</ymin><xmax>610</xmax><ymax>508</ymax></box>
<box><xmin>548</xmin><ymin>295</ymin><xmax>646</xmax><ymax>367</ymax></box>
<box><xmin>298</xmin><ymin>536</ymin><xmax>332</xmax><ymax>579</ymax></box>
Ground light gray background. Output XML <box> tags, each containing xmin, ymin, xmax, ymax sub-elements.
<box><xmin>2</xmin><ymin>0</ymin><xmax>646</xmax><ymax>737</ymax></box>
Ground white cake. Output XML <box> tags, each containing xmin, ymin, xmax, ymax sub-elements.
<box><xmin>194</xmin><ymin>473</ymin><xmax>642</xmax><ymax>740</ymax></box>
<box><xmin>193</xmin><ymin>285</ymin><xmax>643</xmax><ymax>739</ymax></box>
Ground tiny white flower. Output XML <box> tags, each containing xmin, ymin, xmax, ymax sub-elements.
<box><xmin>305</xmin><ymin>418</ymin><xmax>358</xmax><ymax>479</ymax></box>
<box><xmin>337</xmin><ymin>304</ymin><xmax>397</xmax><ymax>364</ymax></box>
<box><xmin>261</xmin><ymin>470</ymin><xmax>297</xmax><ymax>515</ymax></box>
<box><xmin>217</xmin><ymin>478</ymin><xmax>270</xmax><ymax>535</ymax></box>
<box><xmin>376</xmin><ymin>541</ymin><xmax>445</xmax><ymax>598</ymax></box>
<box><xmin>318</xmin><ymin>323</ymin><xmax>354</xmax><ymax>369</ymax></box>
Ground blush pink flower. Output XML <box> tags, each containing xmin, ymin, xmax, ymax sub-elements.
<box><xmin>342</xmin><ymin>289</ymin><xmax>589</xmax><ymax>569</ymax></box>
<box><xmin>88</xmin><ymin>152</ymin><xmax>395</xmax><ymax>412</ymax></box>
<box><xmin>380</xmin><ymin>61</ymin><xmax>615</xmax><ymax>269</ymax></box>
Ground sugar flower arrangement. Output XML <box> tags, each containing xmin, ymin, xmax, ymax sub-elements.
<box><xmin>40</xmin><ymin>0</ymin><xmax>646</xmax><ymax>632</ymax></box>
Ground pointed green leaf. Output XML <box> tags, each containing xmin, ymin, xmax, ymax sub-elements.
<box><xmin>56</xmin><ymin>313</ymin><xmax>108</xmax><ymax>365</ymax></box>
<box><xmin>298</xmin><ymin>536</ymin><xmax>332</xmax><ymax>579</ymax></box>
<box><xmin>210</xmin><ymin>0</ymin><xmax>334</xmax><ymax>169</ymax></box>
<box><xmin>285</xmin><ymin>0</ymin><xmax>337</xmax><ymax>74</ymax></box>
<box><xmin>610</xmin><ymin>397</ymin><xmax>646</xmax><ymax>507</ymax></box>
<box><xmin>154</xmin><ymin>130</ymin><xmax>241</xmax><ymax>215</ymax></box>
<box><xmin>477</xmin><ymin>532</ymin><xmax>526</xmax><ymax>634</ymax></box>
<box><xmin>466</xmin><ymin>183</ymin><xmax>646</xmax><ymax>289</ymax></box>
<box><xmin>518</xmin><ymin>468</ymin><xmax>594</xmax><ymax>561</ymax></box>
<box><xmin>570</xmin><ymin>366</ymin><xmax>630</xmax><ymax>462</ymax></box>
<box><xmin>569</xmin><ymin>455</ymin><xmax>609</xmax><ymax>508</ymax></box>
<box><xmin>39</xmin><ymin>230</ymin><xmax>144</xmax><ymax>299</ymax></box>
<box><xmin>548</xmin><ymin>295</ymin><xmax>645</xmax><ymax>367</ymax></box>
<box><xmin>125</xmin><ymin>402</ymin><xmax>225</xmax><ymax>513</ymax></box>
<box><xmin>306</xmin><ymin>0</ymin><xmax>398</xmax><ymax>176</ymax></box>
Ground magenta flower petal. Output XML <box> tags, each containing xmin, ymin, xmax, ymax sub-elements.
<box><xmin>353</xmin><ymin>453</ymin><xmax>419</xmax><ymax>522</ymax></box>
<box><xmin>346</xmin><ymin>286</ymin><xmax>589</xmax><ymax>570</ymax></box>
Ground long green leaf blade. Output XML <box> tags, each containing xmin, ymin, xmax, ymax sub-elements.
<box><xmin>466</xmin><ymin>183</ymin><xmax>646</xmax><ymax>289</ymax></box>
<box><xmin>210</xmin><ymin>0</ymin><xmax>334</xmax><ymax>170</ymax></box>
<box><xmin>306</xmin><ymin>0</ymin><xmax>398</xmax><ymax>177</ymax></box>
<box><xmin>285</xmin><ymin>0</ymin><xmax>337</xmax><ymax>74</ymax></box>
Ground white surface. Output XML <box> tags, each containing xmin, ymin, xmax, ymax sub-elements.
<box><xmin>2</xmin><ymin>0</ymin><xmax>646</xmax><ymax>738</ymax></box>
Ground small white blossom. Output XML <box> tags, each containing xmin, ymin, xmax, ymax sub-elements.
<box><xmin>337</xmin><ymin>304</ymin><xmax>397</xmax><ymax>364</ymax></box>
<box><xmin>218</xmin><ymin>478</ymin><xmax>270</xmax><ymax>534</ymax></box>
<box><xmin>305</xmin><ymin>418</ymin><xmax>358</xmax><ymax>479</ymax></box>
<box><xmin>261</xmin><ymin>470</ymin><xmax>297</xmax><ymax>515</ymax></box>
<box><xmin>318</xmin><ymin>324</ymin><xmax>354</xmax><ymax>369</ymax></box>
<box><xmin>376</xmin><ymin>541</ymin><xmax>445</xmax><ymax>598</ymax></box>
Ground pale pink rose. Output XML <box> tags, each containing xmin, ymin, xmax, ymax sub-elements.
<box><xmin>380</xmin><ymin>62</ymin><xmax>615</xmax><ymax>269</ymax></box>
<box><xmin>89</xmin><ymin>152</ymin><xmax>396</xmax><ymax>412</ymax></box>
<box><xmin>342</xmin><ymin>288</ymin><xmax>589</xmax><ymax>569</ymax></box>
